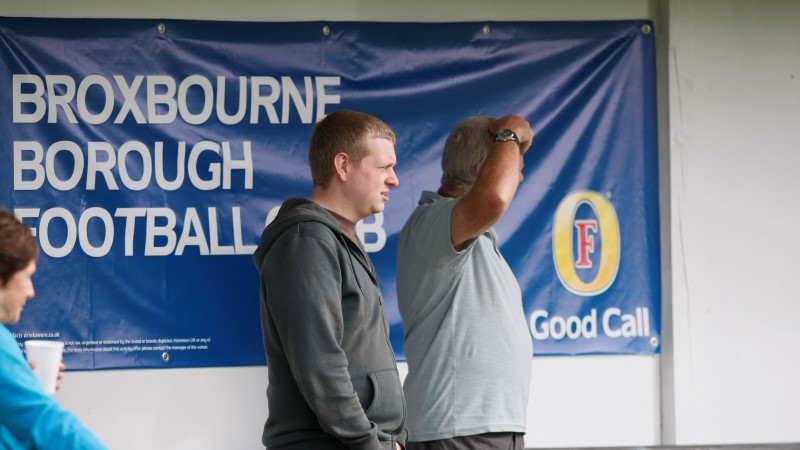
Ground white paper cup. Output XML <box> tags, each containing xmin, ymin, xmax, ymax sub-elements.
<box><xmin>25</xmin><ymin>340</ymin><xmax>64</xmax><ymax>395</ymax></box>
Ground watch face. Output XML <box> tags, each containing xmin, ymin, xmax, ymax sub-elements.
<box><xmin>496</xmin><ymin>129</ymin><xmax>517</xmax><ymax>141</ymax></box>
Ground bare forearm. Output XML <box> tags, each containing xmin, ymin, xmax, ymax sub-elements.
<box><xmin>452</xmin><ymin>142</ymin><xmax>521</xmax><ymax>237</ymax></box>
<box><xmin>450</xmin><ymin>114</ymin><xmax>534</xmax><ymax>248</ymax></box>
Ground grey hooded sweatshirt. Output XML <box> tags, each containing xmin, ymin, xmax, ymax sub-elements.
<box><xmin>253</xmin><ymin>198</ymin><xmax>406</xmax><ymax>450</ymax></box>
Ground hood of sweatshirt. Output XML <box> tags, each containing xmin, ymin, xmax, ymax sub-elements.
<box><xmin>252</xmin><ymin>198</ymin><xmax>343</xmax><ymax>270</ymax></box>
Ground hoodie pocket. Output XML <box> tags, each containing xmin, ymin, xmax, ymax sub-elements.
<box><xmin>364</xmin><ymin>368</ymin><xmax>404</xmax><ymax>431</ymax></box>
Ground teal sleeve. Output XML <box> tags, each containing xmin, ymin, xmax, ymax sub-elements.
<box><xmin>0</xmin><ymin>326</ymin><xmax>109</xmax><ymax>450</ymax></box>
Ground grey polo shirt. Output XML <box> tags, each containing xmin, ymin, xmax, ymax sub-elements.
<box><xmin>397</xmin><ymin>191</ymin><xmax>532</xmax><ymax>442</ymax></box>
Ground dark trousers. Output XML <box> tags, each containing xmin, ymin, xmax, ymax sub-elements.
<box><xmin>267</xmin><ymin>438</ymin><xmax>396</xmax><ymax>449</ymax></box>
<box><xmin>406</xmin><ymin>432</ymin><xmax>524</xmax><ymax>450</ymax></box>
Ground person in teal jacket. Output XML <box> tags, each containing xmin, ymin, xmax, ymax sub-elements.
<box><xmin>0</xmin><ymin>208</ymin><xmax>108</xmax><ymax>449</ymax></box>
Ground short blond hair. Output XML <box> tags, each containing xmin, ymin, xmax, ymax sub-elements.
<box><xmin>309</xmin><ymin>110</ymin><xmax>396</xmax><ymax>187</ymax></box>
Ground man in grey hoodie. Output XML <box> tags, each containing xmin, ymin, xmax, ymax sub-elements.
<box><xmin>253</xmin><ymin>110</ymin><xmax>406</xmax><ymax>450</ymax></box>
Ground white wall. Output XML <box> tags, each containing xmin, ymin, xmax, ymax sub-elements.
<box><xmin>664</xmin><ymin>0</ymin><xmax>800</xmax><ymax>445</ymax></box>
<box><xmin>0</xmin><ymin>0</ymin><xmax>654</xmax><ymax>22</ymax></box>
<box><xmin>53</xmin><ymin>357</ymin><xmax>659</xmax><ymax>450</ymax></box>
<box><xmin>6</xmin><ymin>0</ymin><xmax>799</xmax><ymax>448</ymax></box>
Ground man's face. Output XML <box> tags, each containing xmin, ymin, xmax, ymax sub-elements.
<box><xmin>0</xmin><ymin>260</ymin><xmax>36</xmax><ymax>324</ymax></box>
<box><xmin>347</xmin><ymin>137</ymin><xmax>399</xmax><ymax>221</ymax></box>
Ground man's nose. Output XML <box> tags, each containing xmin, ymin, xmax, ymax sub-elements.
<box><xmin>387</xmin><ymin>168</ymin><xmax>399</xmax><ymax>187</ymax></box>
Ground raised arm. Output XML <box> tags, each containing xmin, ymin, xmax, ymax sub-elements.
<box><xmin>450</xmin><ymin>114</ymin><xmax>533</xmax><ymax>250</ymax></box>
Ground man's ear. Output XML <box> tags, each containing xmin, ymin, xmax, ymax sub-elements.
<box><xmin>333</xmin><ymin>152</ymin><xmax>349</xmax><ymax>182</ymax></box>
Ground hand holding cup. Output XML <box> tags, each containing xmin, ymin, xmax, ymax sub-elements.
<box><xmin>25</xmin><ymin>340</ymin><xmax>65</xmax><ymax>395</ymax></box>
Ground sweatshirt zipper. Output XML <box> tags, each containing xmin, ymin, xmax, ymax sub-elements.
<box><xmin>342</xmin><ymin>233</ymin><xmax>407</xmax><ymax>439</ymax></box>
<box><xmin>376</xmin><ymin>293</ymin><xmax>407</xmax><ymax>437</ymax></box>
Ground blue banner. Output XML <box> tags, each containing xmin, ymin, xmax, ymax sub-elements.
<box><xmin>0</xmin><ymin>18</ymin><xmax>659</xmax><ymax>369</ymax></box>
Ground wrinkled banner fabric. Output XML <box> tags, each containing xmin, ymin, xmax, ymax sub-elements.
<box><xmin>0</xmin><ymin>18</ymin><xmax>660</xmax><ymax>369</ymax></box>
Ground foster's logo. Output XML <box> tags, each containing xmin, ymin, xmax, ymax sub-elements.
<box><xmin>552</xmin><ymin>190</ymin><xmax>620</xmax><ymax>296</ymax></box>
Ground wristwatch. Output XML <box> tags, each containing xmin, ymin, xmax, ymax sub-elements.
<box><xmin>494</xmin><ymin>129</ymin><xmax>520</xmax><ymax>147</ymax></box>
